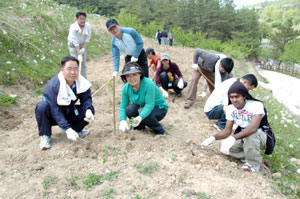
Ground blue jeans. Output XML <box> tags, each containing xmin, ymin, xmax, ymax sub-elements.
<box><xmin>205</xmin><ymin>105</ymin><xmax>226</xmax><ymax>129</ymax></box>
<box><xmin>126</xmin><ymin>104</ymin><xmax>167</xmax><ymax>134</ymax></box>
<box><xmin>159</xmin><ymin>72</ymin><xmax>187</xmax><ymax>95</ymax></box>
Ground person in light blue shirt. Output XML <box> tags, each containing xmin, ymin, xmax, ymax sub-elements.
<box><xmin>106</xmin><ymin>18</ymin><xmax>148</xmax><ymax>78</ymax></box>
<box><xmin>119</xmin><ymin>62</ymin><xmax>168</xmax><ymax>135</ymax></box>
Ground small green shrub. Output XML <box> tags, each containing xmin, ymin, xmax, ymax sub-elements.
<box><xmin>135</xmin><ymin>162</ymin><xmax>159</xmax><ymax>176</ymax></box>
<box><xmin>0</xmin><ymin>92</ymin><xmax>18</xmax><ymax>108</ymax></box>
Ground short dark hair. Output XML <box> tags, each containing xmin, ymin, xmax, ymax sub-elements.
<box><xmin>121</xmin><ymin>62</ymin><xmax>144</xmax><ymax>83</ymax></box>
<box><xmin>145</xmin><ymin>48</ymin><xmax>156</xmax><ymax>55</ymax></box>
<box><xmin>61</xmin><ymin>56</ymin><xmax>79</xmax><ymax>67</ymax></box>
<box><xmin>76</xmin><ymin>12</ymin><xmax>86</xmax><ymax>19</ymax></box>
<box><xmin>242</xmin><ymin>74</ymin><xmax>258</xmax><ymax>88</ymax></box>
<box><xmin>221</xmin><ymin>58</ymin><xmax>234</xmax><ymax>73</ymax></box>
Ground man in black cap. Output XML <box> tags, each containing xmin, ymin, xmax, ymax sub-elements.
<box><xmin>106</xmin><ymin>18</ymin><xmax>148</xmax><ymax>78</ymax></box>
<box><xmin>184</xmin><ymin>48</ymin><xmax>234</xmax><ymax>108</ymax></box>
<box><xmin>200</xmin><ymin>81</ymin><xmax>275</xmax><ymax>172</ymax></box>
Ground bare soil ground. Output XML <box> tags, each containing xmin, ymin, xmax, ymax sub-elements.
<box><xmin>0</xmin><ymin>22</ymin><xmax>285</xmax><ymax>199</ymax></box>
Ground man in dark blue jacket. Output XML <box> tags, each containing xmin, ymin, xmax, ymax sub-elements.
<box><xmin>35</xmin><ymin>56</ymin><xmax>95</xmax><ymax>150</ymax></box>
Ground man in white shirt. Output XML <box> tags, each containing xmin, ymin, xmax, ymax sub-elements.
<box><xmin>67</xmin><ymin>12</ymin><xmax>91</xmax><ymax>78</ymax></box>
<box><xmin>201</xmin><ymin>81</ymin><xmax>275</xmax><ymax>172</ymax></box>
<box><xmin>204</xmin><ymin>74</ymin><xmax>258</xmax><ymax>131</ymax></box>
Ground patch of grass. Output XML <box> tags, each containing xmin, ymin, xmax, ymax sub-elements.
<box><xmin>0</xmin><ymin>92</ymin><xmax>18</xmax><ymax>108</ymax></box>
<box><xmin>171</xmin><ymin>153</ymin><xmax>177</xmax><ymax>161</ymax></box>
<box><xmin>66</xmin><ymin>176</ymin><xmax>79</xmax><ymax>186</ymax></box>
<box><xmin>135</xmin><ymin>196</ymin><xmax>151</xmax><ymax>199</ymax></box>
<box><xmin>113</xmin><ymin>147</ymin><xmax>121</xmax><ymax>156</ymax></box>
<box><xmin>0</xmin><ymin>0</ymin><xmax>111</xmax><ymax>86</ymax></box>
<box><xmin>252</xmin><ymin>87</ymin><xmax>300</xmax><ymax>197</ymax></box>
<box><xmin>135</xmin><ymin>162</ymin><xmax>159</xmax><ymax>176</ymax></box>
<box><xmin>101</xmin><ymin>188</ymin><xmax>115</xmax><ymax>199</ymax></box>
<box><xmin>83</xmin><ymin>171</ymin><xmax>120</xmax><ymax>190</ymax></box>
<box><xmin>33</xmin><ymin>86</ymin><xmax>45</xmax><ymax>97</ymax></box>
<box><xmin>42</xmin><ymin>176</ymin><xmax>56</xmax><ymax>190</ymax></box>
<box><xmin>197</xmin><ymin>192</ymin><xmax>211</xmax><ymax>199</ymax></box>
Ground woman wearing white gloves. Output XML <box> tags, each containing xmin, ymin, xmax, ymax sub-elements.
<box><xmin>119</xmin><ymin>62</ymin><xmax>168</xmax><ymax>135</ymax></box>
<box><xmin>155</xmin><ymin>54</ymin><xmax>188</xmax><ymax>97</ymax></box>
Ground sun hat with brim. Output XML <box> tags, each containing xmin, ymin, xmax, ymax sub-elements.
<box><xmin>121</xmin><ymin>66</ymin><xmax>142</xmax><ymax>76</ymax></box>
<box><xmin>161</xmin><ymin>54</ymin><xmax>170</xmax><ymax>61</ymax></box>
<box><xmin>106</xmin><ymin>18</ymin><xmax>119</xmax><ymax>30</ymax></box>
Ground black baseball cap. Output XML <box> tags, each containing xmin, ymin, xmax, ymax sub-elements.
<box><xmin>106</xmin><ymin>18</ymin><xmax>119</xmax><ymax>30</ymax></box>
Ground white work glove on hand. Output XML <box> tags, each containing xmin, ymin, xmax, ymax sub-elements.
<box><xmin>66</xmin><ymin>128</ymin><xmax>79</xmax><ymax>141</ymax></box>
<box><xmin>78</xmin><ymin>54</ymin><xmax>83</xmax><ymax>63</ymax></box>
<box><xmin>131</xmin><ymin>116</ymin><xmax>142</xmax><ymax>128</ymax></box>
<box><xmin>220</xmin><ymin>136</ymin><xmax>236</xmax><ymax>155</ymax></box>
<box><xmin>131</xmin><ymin>57</ymin><xmax>138</xmax><ymax>62</ymax></box>
<box><xmin>200</xmin><ymin>136</ymin><xmax>216</xmax><ymax>147</ymax></box>
<box><xmin>84</xmin><ymin>109</ymin><xmax>94</xmax><ymax>122</ymax></box>
<box><xmin>80</xmin><ymin>48</ymin><xmax>85</xmax><ymax>55</ymax></box>
<box><xmin>119</xmin><ymin>120</ymin><xmax>129</xmax><ymax>132</ymax></box>
<box><xmin>192</xmin><ymin>63</ymin><xmax>199</xmax><ymax>71</ymax></box>
<box><xmin>112</xmin><ymin>71</ymin><xmax>118</xmax><ymax>78</ymax></box>
<box><xmin>162</xmin><ymin>89</ymin><xmax>169</xmax><ymax>98</ymax></box>
<box><xmin>177</xmin><ymin>79</ymin><xmax>184</xmax><ymax>89</ymax></box>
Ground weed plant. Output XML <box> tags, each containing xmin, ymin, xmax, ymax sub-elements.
<box><xmin>0</xmin><ymin>92</ymin><xmax>18</xmax><ymax>108</ymax></box>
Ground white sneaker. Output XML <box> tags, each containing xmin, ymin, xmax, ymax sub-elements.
<box><xmin>40</xmin><ymin>135</ymin><xmax>51</xmax><ymax>150</ymax></box>
<box><xmin>78</xmin><ymin>129</ymin><xmax>89</xmax><ymax>136</ymax></box>
<box><xmin>242</xmin><ymin>162</ymin><xmax>259</xmax><ymax>172</ymax></box>
<box><xmin>213</xmin><ymin>123</ymin><xmax>223</xmax><ymax>132</ymax></box>
<box><xmin>198</xmin><ymin>92</ymin><xmax>207</xmax><ymax>98</ymax></box>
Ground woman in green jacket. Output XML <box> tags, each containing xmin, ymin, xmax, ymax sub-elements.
<box><xmin>119</xmin><ymin>62</ymin><xmax>168</xmax><ymax>134</ymax></box>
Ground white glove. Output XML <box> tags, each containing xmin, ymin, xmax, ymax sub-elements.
<box><xmin>131</xmin><ymin>116</ymin><xmax>142</xmax><ymax>127</ymax></box>
<box><xmin>80</xmin><ymin>48</ymin><xmax>85</xmax><ymax>55</ymax></box>
<box><xmin>84</xmin><ymin>109</ymin><xmax>94</xmax><ymax>122</ymax></box>
<box><xmin>198</xmin><ymin>91</ymin><xmax>207</xmax><ymax>98</ymax></box>
<box><xmin>162</xmin><ymin>89</ymin><xmax>169</xmax><ymax>98</ymax></box>
<box><xmin>78</xmin><ymin>54</ymin><xmax>83</xmax><ymax>63</ymax></box>
<box><xmin>131</xmin><ymin>57</ymin><xmax>138</xmax><ymax>62</ymax></box>
<box><xmin>177</xmin><ymin>79</ymin><xmax>184</xmax><ymax>89</ymax></box>
<box><xmin>119</xmin><ymin>120</ymin><xmax>129</xmax><ymax>132</ymax></box>
<box><xmin>112</xmin><ymin>71</ymin><xmax>118</xmax><ymax>78</ymax></box>
<box><xmin>220</xmin><ymin>136</ymin><xmax>236</xmax><ymax>155</ymax></box>
<box><xmin>66</xmin><ymin>128</ymin><xmax>79</xmax><ymax>141</ymax></box>
<box><xmin>192</xmin><ymin>63</ymin><xmax>199</xmax><ymax>71</ymax></box>
<box><xmin>200</xmin><ymin>136</ymin><xmax>216</xmax><ymax>147</ymax></box>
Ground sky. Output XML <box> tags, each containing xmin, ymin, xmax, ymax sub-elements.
<box><xmin>233</xmin><ymin>0</ymin><xmax>276</xmax><ymax>9</ymax></box>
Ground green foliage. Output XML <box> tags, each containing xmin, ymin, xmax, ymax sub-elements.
<box><xmin>83</xmin><ymin>171</ymin><xmax>120</xmax><ymax>190</ymax></box>
<box><xmin>280</xmin><ymin>40</ymin><xmax>300</xmax><ymax>64</ymax></box>
<box><xmin>101</xmin><ymin>188</ymin><xmax>115</xmax><ymax>199</ymax></box>
<box><xmin>0</xmin><ymin>92</ymin><xmax>18</xmax><ymax>108</ymax></box>
<box><xmin>135</xmin><ymin>162</ymin><xmax>159</xmax><ymax>176</ymax></box>
<box><xmin>0</xmin><ymin>0</ymin><xmax>110</xmax><ymax>86</ymax></box>
<box><xmin>66</xmin><ymin>176</ymin><xmax>79</xmax><ymax>186</ymax></box>
<box><xmin>197</xmin><ymin>192</ymin><xmax>211</xmax><ymax>199</ymax></box>
<box><xmin>42</xmin><ymin>176</ymin><xmax>56</xmax><ymax>190</ymax></box>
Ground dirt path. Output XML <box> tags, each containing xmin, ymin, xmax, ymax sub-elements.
<box><xmin>0</xmin><ymin>25</ymin><xmax>285</xmax><ymax>198</ymax></box>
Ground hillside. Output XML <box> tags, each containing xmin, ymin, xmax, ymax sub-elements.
<box><xmin>0</xmin><ymin>0</ymin><xmax>299</xmax><ymax>198</ymax></box>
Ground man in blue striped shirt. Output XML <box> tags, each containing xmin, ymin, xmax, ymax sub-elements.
<box><xmin>106</xmin><ymin>18</ymin><xmax>148</xmax><ymax>78</ymax></box>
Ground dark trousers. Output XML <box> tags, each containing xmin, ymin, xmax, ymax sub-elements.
<box><xmin>35</xmin><ymin>101</ymin><xmax>88</xmax><ymax>137</ymax></box>
<box><xmin>205</xmin><ymin>105</ymin><xmax>226</xmax><ymax>129</ymax></box>
<box><xmin>126</xmin><ymin>104</ymin><xmax>167</xmax><ymax>134</ymax></box>
<box><xmin>125</xmin><ymin>48</ymin><xmax>149</xmax><ymax>78</ymax></box>
<box><xmin>169</xmin><ymin>39</ymin><xmax>173</xmax><ymax>46</ymax></box>
<box><xmin>159</xmin><ymin>72</ymin><xmax>187</xmax><ymax>94</ymax></box>
<box><xmin>158</xmin><ymin>38</ymin><xmax>161</xmax><ymax>45</ymax></box>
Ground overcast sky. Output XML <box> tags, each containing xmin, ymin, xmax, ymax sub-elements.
<box><xmin>233</xmin><ymin>0</ymin><xmax>275</xmax><ymax>9</ymax></box>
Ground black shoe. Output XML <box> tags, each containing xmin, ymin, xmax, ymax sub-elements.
<box><xmin>177</xmin><ymin>92</ymin><xmax>182</xmax><ymax>97</ymax></box>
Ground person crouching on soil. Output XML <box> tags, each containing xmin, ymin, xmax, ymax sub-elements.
<box><xmin>155</xmin><ymin>54</ymin><xmax>188</xmax><ymax>98</ymax></box>
<box><xmin>119</xmin><ymin>62</ymin><xmax>168</xmax><ymax>135</ymax></box>
<box><xmin>35</xmin><ymin>56</ymin><xmax>95</xmax><ymax>150</ymax></box>
<box><xmin>200</xmin><ymin>81</ymin><xmax>275</xmax><ymax>172</ymax></box>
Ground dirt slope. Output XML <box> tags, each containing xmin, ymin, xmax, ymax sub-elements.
<box><xmin>0</xmin><ymin>21</ymin><xmax>285</xmax><ymax>199</ymax></box>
